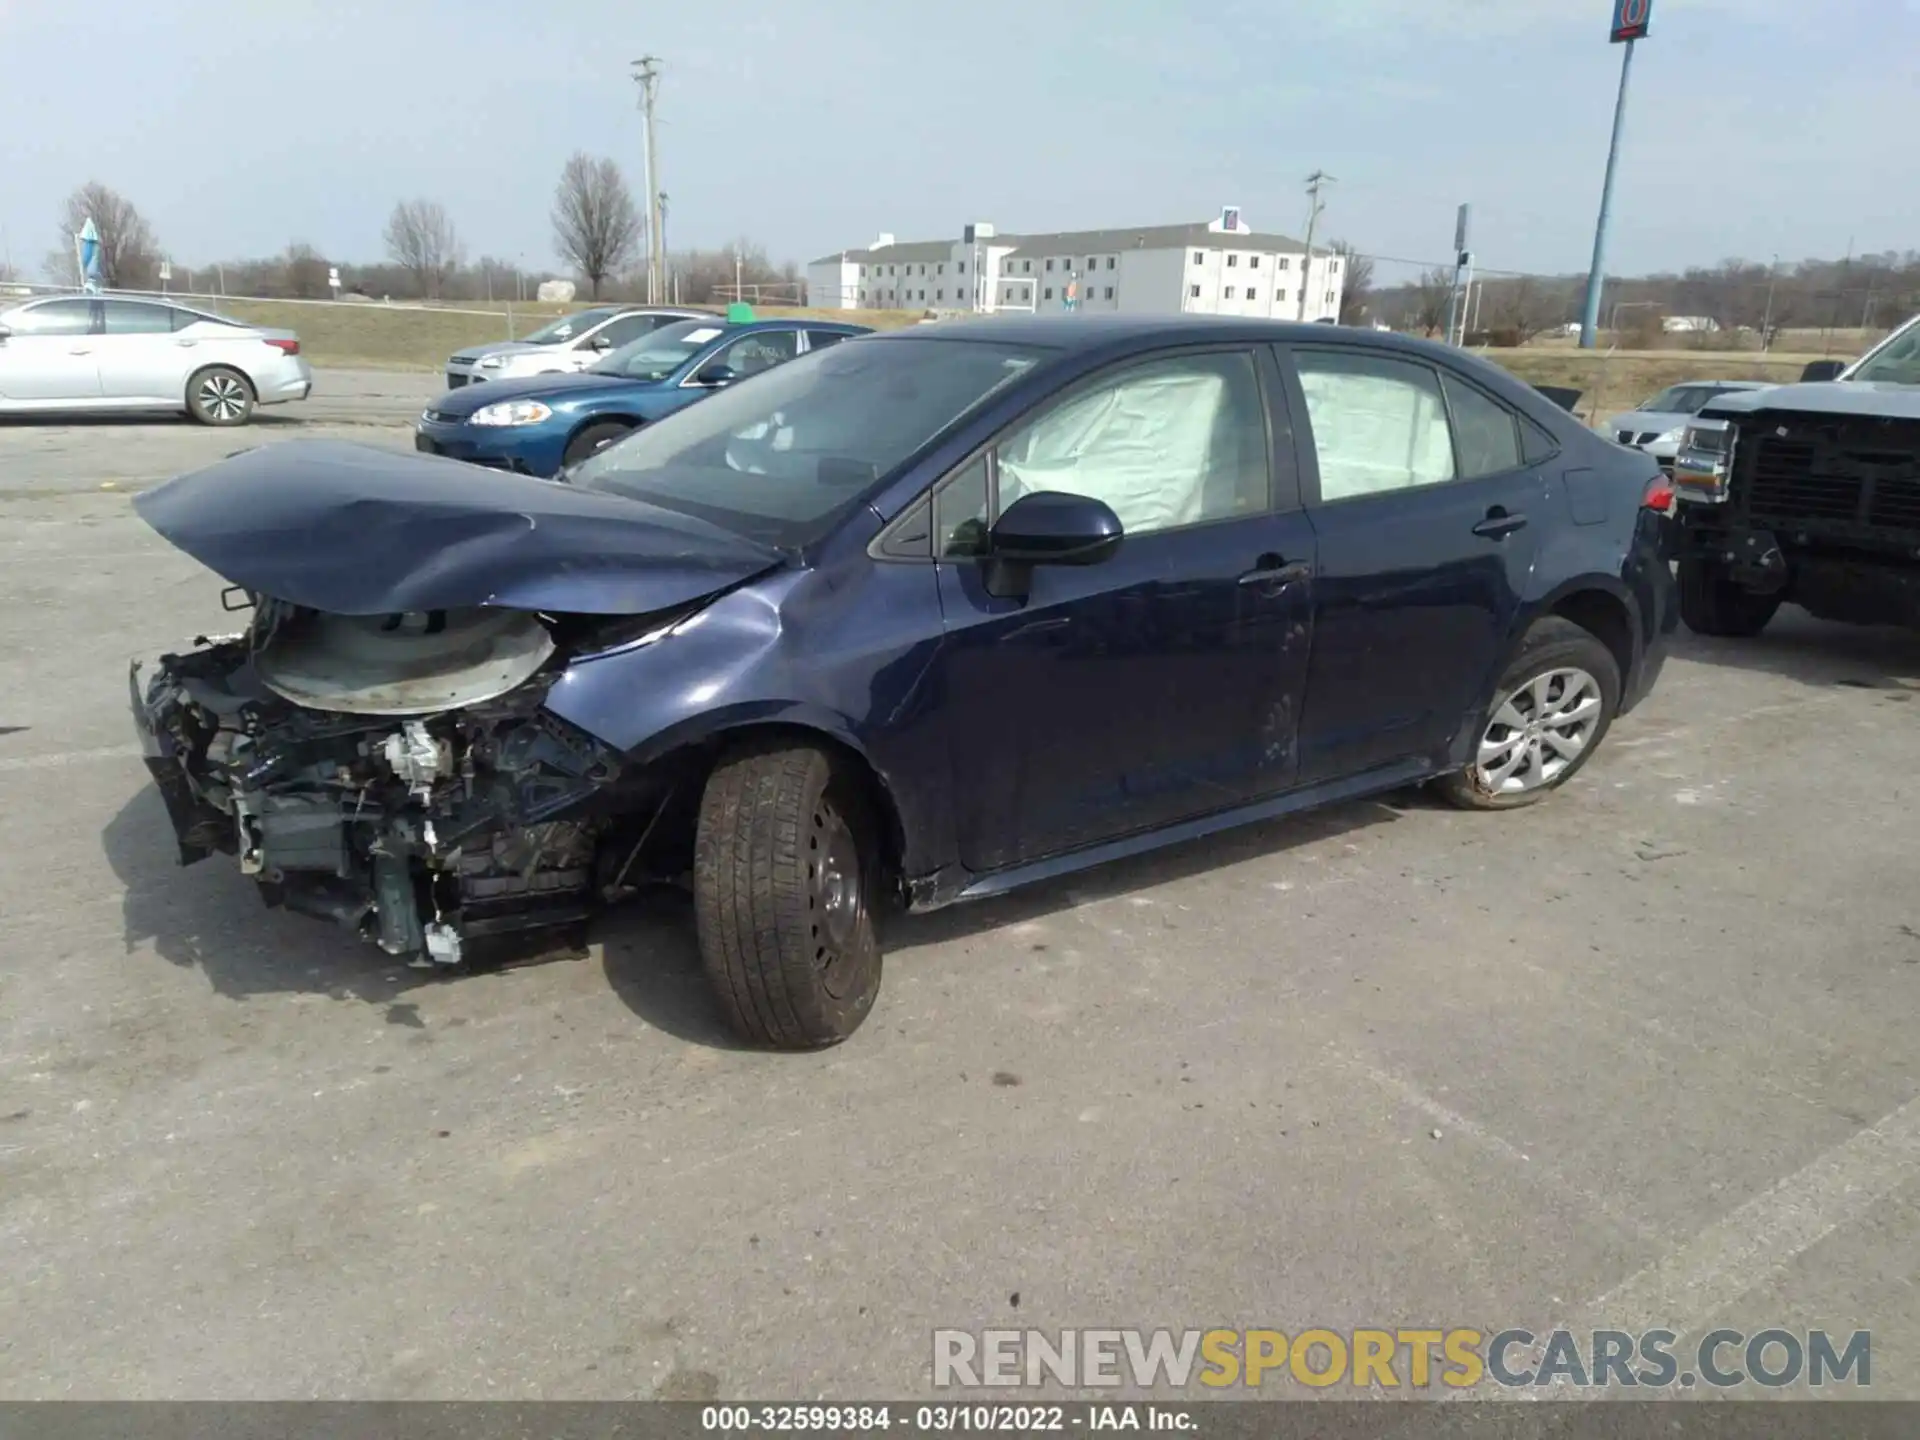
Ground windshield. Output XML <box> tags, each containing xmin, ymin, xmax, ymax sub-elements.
<box><xmin>570</xmin><ymin>337</ymin><xmax>1049</xmax><ymax>547</ymax></box>
<box><xmin>589</xmin><ymin>319</ymin><xmax>729</xmax><ymax>380</ymax></box>
<box><xmin>1849</xmin><ymin>319</ymin><xmax>1920</xmax><ymax>387</ymax></box>
<box><xmin>1639</xmin><ymin>385</ymin><xmax>1727</xmax><ymax>415</ymax></box>
<box><xmin>520</xmin><ymin>307</ymin><xmax>620</xmax><ymax>345</ymax></box>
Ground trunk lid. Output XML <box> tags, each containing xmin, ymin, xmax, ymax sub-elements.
<box><xmin>134</xmin><ymin>440</ymin><xmax>786</xmax><ymax>616</ymax></box>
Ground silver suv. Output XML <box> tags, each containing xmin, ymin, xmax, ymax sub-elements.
<box><xmin>445</xmin><ymin>306</ymin><xmax>707</xmax><ymax>387</ymax></box>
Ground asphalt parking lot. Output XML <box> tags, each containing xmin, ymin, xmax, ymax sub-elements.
<box><xmin>6</xmin><ymin>372</ymin><xmax>1920</xmax><ymax>1401</ymax></box>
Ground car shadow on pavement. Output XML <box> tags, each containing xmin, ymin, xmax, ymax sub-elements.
<box><xmin>0</xmin><ymin>412</ymin><xmax>304</xmax><ymax>429</ymax></box>
<box><xmin>102</xmin><ymin>785</ymin><xmax>446</xmax><ymax>1005</ymax></box>
<box><xmin>1672</xmin><ymin>607</ymin><xmax>1920</xmax><ymax>692</ymax></box>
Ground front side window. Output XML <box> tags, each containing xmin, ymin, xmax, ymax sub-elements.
<box><xmin>596</xmin><ymin>312</ymin><xmax>678</xmax><ymax>348</ymax></box>
<box><xmin>712</xmin><ymin>329</ymin><xmax>801</xmax><ymax>378</ymax></box>
<box><xmin>570</xmin><ymin>338</ymin><xmax>1047</xmax><ymax>547</ymax></box>
<box><xmin>6</xmin><ymin>299</ymin><xmax>96</xmax><ymax>336</ymax></box>
<box><xmin>986</xmin><ymin>351</ymin><xmax>1271</xmax><ymax>538</ymax></box>
<box><xmin>1296</xmin><ymin>350</ymin><xmax>1455</xmax><ymax>501</ymax></box>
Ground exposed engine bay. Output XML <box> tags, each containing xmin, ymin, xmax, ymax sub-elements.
<box><xmin>132</xmin><ymin>596</ymin><xmax>689</xmax><ymax>966</ymax></box>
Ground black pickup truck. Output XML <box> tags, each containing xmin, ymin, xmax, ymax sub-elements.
<box><xmin>1670</xmin><ymin>317</ymin><xmax>1920</xmax><ymax>636</ymax></box>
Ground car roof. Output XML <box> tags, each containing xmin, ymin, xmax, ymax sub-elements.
<box><xmin>865</xmin><ymin>313</ymin><xmax>1466</xmax><ymax>358</ymax></box>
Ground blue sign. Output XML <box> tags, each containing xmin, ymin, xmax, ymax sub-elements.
<box><xmin>1610</xmin><ymin>0</ymin><xmax>1651</xmax><ymax>42</ymax></box>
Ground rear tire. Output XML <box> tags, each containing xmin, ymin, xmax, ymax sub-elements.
<box><xmin>186</xmin><ymin>366</ymin><xmax>256</xmax><ymax>426</ymax></box>
<box><xmin>562</xmin><ymin>420</ymin><xmax>632</xmax><ymax>468</ymax></box>
<box><xmin>1678</xmin><ymin>555</ymin><xmax>1780</xmax><ymax>637</ymax></box>
<box><xmin>1434</xmin><ymin>617</ymin><xmax>1621</xmax><ymax>811</ymax></box>
<box><xmin>693</xmin><ymin>740</ymin><xmax>883</xmax><ymax>1049</ymax></box>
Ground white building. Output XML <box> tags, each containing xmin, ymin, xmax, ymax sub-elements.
<box><xmin>805</xmin><ymin>209</ymin><xmax>1346</xmax><ymax>322</ymax></box>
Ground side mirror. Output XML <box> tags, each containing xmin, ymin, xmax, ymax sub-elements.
<box><xmin>1799</xmin><ymin>359</ymin><xmax>1846</xmax><ymax>383</ymax></box>
<box><xmin>588</xmin><ymin>334</ymin><xmax>614</xmax><ymax>351</ymax></box>
<box><xmin>695</xmin><ymin>363</ymin><xmax>739</xmax><ymax>388</ymax></box>
<box><xmin>982</xmin><ymin>491</ymin><xmax>1123</xmax><ymax>598</ymax></box>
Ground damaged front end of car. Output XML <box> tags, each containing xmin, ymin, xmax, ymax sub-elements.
<box><xmin>130</xmin><ymin>602</ymin><xmax>687</xmax><ymax>965</ymax></box>
<box><xmin>126</xmin><ymin>439</ymin><xmax>788</xmax><ymax>966</ymax></box>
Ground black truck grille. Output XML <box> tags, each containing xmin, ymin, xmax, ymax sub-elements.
<box><xmin>1740</xmin><ymin>419</ymin><xmax>1920</xmax><ymax>536</ymax></box>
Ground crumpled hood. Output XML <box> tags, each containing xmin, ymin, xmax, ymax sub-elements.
<box><xmin>134</xmin><ymin>440</ymin><xmax>785</xmax><ymax>617</ymax></box>
<box><xmin>429</xmin><ymin>371</ymin><xmax>642</xmax><ymax>417</ymax></box>
<box><xmin>1702</xmin><ymin>381</ymin><xmax>1920</xmax><ymax>422</ymax></box>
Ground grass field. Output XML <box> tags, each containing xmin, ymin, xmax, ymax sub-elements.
<box><xmin>206</xmin><ymin>296</ymin><xmax>1863</xmax><ymax>424</ymax></box>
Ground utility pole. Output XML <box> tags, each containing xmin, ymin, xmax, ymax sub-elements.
<box><xmin>1297</xmin><ymin>170</ymin><xmax>1334</xmax><ymax>321</ymax></box>
<box><xmin>1760</xmin><ymin>254</ymin><xmax>1778</xmax><ymax>351</ymax></box>
<box><xmin>631</xmin><ymin>55</ymin><xmax>664</xmax><ymax>305</ymax></box>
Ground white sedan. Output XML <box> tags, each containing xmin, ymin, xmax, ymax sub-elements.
<box><xmin>0</xmin><ymin>294</ymin><xmax>312</xmax><ymax>425</ymax></box>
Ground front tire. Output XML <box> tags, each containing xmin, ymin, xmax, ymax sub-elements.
<box><xmin>186</xmin><ymin>366</ymin><xmax>256</xmax><ymax>426</ymax></box>
<box><xmin>562</xmin><ymin>420</ymin><xmax>632</xmax><ymax>468</ymax></box>
<box><xmin>1434</xmin><ymin>617</ymin><xmax>1621</xmax><ymax>811</ymax></box>
<box><xmin>1678</xmin><ymin>555</ymin><xmax>1780</xmax><ymax>637</ymax></box>
<box><xmin>693</xmin><ymin>740</ymin><xmax>883</xmax><ymax>1049</ymax></box>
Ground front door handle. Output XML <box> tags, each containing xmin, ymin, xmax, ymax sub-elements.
<box><xmin>1238</xmin><ymin>554</ymin><xmax>1313</xmax><ymax>587</ymax></box>
<box><xmin>68</xmin><ymin>347</ymin><xmax>93</xmax><ymax>356</ymax></box>
<box><xmin>174</xmin><ymin>338</ymin><xmax>198</xmax><ymax>348</ymax></box>
<box><xmin>1472</xmin><ymin>507</ymin><xmax>1528</xmax><ymax>539</ymax></box>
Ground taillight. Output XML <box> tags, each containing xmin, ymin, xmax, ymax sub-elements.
<box><xmin>266</xmin><ymin>338</ymin><xmax>301</xmax><ymax>356</ymax></box>
<box><xmin>1642</xmin><ymin>475</ymin><xmax>1675</xmax><ymax>512</ymax></box>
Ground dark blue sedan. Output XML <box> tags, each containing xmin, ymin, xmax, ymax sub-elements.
<box><xmin>132</xmin><ymin>315</ymin><xmax>1675</xmax><ymax>1050</ymax></box>
<box><xmin>414</xmin><ymin>316</ymin><xmax>869</xmax><ymax>476</ymax></box>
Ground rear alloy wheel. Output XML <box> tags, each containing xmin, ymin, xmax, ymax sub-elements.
<box><xmin>186</xmin><ymin>366</ymin><xmax>256</xmax><ymax>426</ymax></box>
<box><xmin>1434</xmin><ymin>617</ymin><xmax>1621</xmax><ymax>811</ymax></box>
<box><xmin>693</xmin><ymin>740</ymin><xmax>883</xmax><ymax>1049</ymax></box>
<box><xmin>1678</xmin><ymin>555</ymin><xmax>1780</xmax><ymax>638</ymax></box>
<box><xmin>562</xmin><ymin>420</ymin><xmax>632</xmax><ymax>468</ymax></box>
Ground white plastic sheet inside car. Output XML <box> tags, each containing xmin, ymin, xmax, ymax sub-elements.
<box><xmin>998</xmin><ymin>367</ymin><xmax>1227</xmax><ymax>534</ymax></box>
<box><xmin>1299</xmin><ymin>362</ymin><xmax>1456</xmax><ymax>500</ymax></box>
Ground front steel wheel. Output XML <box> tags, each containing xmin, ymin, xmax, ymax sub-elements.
<box><xmin>693</xmin><ymin>740</ymin><xmax>883</xmax><ymax>1048</ymax></box>
<box><xmin>1434</xmin><ymin>617</ymin><xmax>1621</xmax><ymax>811</ymax></box>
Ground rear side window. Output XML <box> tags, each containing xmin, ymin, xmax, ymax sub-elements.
<box><xmin>1295</xmin><ymin>350</ymin><xmax>1455</xmax><ymax>501</ymax></box>
<box><xmin>102</xmin><ymin>300</ymin><xmax>175</xmax><ymax>334</ymax></box>
<box><xmin>808</xmin><ymin>330</ymin><xmax>850</xmax><ymax>351</ymax></box>
<box><xmin>596</xmin><ymin>313</ymin><xmax>676</xmax><ymax>348</ymax></box>
<box><xmin>1442</xmin><ymin>374</ymin><xmax>1523</xmax><ymax>478</ymax></box>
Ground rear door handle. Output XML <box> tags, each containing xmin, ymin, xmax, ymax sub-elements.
<box><xmin>1472</xmin><ymin>508</ymin><xmax>1528</xmax><ymax>539</ymax></box>
<box><xmin>1238</xmin><ymin>555</ymin><xmax>1313</xmax><ymax>587</ymax></box>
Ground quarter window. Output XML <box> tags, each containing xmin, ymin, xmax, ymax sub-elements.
<box><xmin>1295</xmin><ymin>351</ymin><xmax>1456</xmax><ymax>501</ymax></box>
<box><xmin>936</xmin><ymin>455</ymin><xmax>992</xmax><ymax>557</ymax></box>
<box><xmin>1443</xmin><ymin>375</ymin><xmax>1523</xmax><ymax>478</ymax></box>
<box><xmin>988</xmin><ymin>351</ymin><xmax>1270</xmax><ymax>538</ymax></box>
<box><xmin>7</xmin><ymin>299</ymin><xmax>96</xmax><ymax>336</ymax></box>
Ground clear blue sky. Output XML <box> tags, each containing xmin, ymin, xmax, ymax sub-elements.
<box><xmin>1</xmin><ymin>0</ymin><xmax>1912</xmax><ymax>285</ymax></box>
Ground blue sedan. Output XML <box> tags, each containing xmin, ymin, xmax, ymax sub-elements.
<box><xmin>414</xmin><ymin>316</ymin><xmax>869</xmax><ymax>476</ymax></box>
<box><xmin>134</xmin><ymin>316</ymin><xmax>1676</xmax><ymax>1050</ymax></box>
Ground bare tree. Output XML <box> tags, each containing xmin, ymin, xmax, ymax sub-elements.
<box><xmin>54</xmin><ymin>182</ymin><xmax>161</xmax><ymax>289</ymax></box>
<box><xmin>1409</xmin><ymin>267</ymin><xmax>1452</xmax><ymax>337</ymax></box>
<box><xmin>1488</xmin><ymin>276</ymin><xmax>1556</xmax><ymax>345</ymax></box>
<box><xmin>1332</xmin><ymin>241</ymin><xmax>1374</xmax><ymax>326</ymax></box>
<box><xmin>282</xmin><ymin>242</ymin><xmax>330</xmax><ymax>299</ymax></box>
<box><xmin>383</xmin><ymin>199</ymin><xmax>463</xmax><ymax>299</ymax></box>
<box><xmin>551</xmin><ymin>153</ymin><xmax>642</xmax><ymax>300</ymax></box>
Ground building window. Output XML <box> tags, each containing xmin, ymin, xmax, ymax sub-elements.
<box><xmin>936</xmin><ymin>289</ymin><xmax>944</xmax><ymax>301</ymax></box>
<box><xmin>1189</xmin><ymin>284</ymin><xmax>1201</xmax><ymax>297</ymax></box>
<box><xmin>858</xmin><ymin>291</ymin><xmax>866</xmax><ymax>302</ymax></box>
<box><xmin>1045</xmin><ymin>259</ymin><xmax>1054</xmax><ymax>271</ymax></box>
<box><xmin>1044</xmin><ymin>287</ymin><xmax>1054</xmax><ymax>300</ymax></box>
<box><xmin>1247</xmin><ymin>288</ymin><xmax>1258</xmax><ymax>301</ymax></box>
<box><xmin>888</xmin><ymin>265</ymin><xmax>896</xmax><ymax>275</ymax></box>
<box><xmin>1224</xmin><ymin>286</ymin><xmax>1235</xmax><ymax>299</ymax></box>
<box><xmin>1103</xmin><ymin>286</ymin><xmax>1113</xmax><ymax>299</ymax></box>
<box><xmin>1331</xmin><ymin>259</ymin><xmax>1342</xmax><ymax>274</ymax></box>
<box><xmin>1227</xmin><ymin>254</ymin><xmax>1238</xmax><ymax>268</ymax></box>
<box><xmin>920</xmin><ymin>289</ymin><xmax>927</xmax><ymax>300</ymax></box>
<box><xmin>1022</xmin><ymin>260</ymin><xmax>1032</xmax><ymax>273</ymax></box>
<box><xmin>1106</xmin><ymin>257</ymin><xmax>1116</xmax><ymax>269</ymax></box>
<box><xmin>958</xmin><ymin>260</ymin><xmax>967</xmax><ymax>273</ymax></box>
<box><xmin>937</xmin><ymin>263</ymin><xmax>944</xmax><ymax>274</ymax></box>
<box><xmin>1192</xmin><ymin>251</ymin><xmax>1204</xmax><ymax>265</ymax></box>
<box><xmin>1278</xmin><ymin>290</ymin><xmax>1288</xmax><ymax>303</ymax></box>
<box><xmin>1278</xmin><ymin>257</ymin><xmax>1290</xmax><ymax>271</ymax></box>
<box><xmin>1249</xmin><ymin>256</ymin><xmax>1261</xmax><ymax>268</ymax></box>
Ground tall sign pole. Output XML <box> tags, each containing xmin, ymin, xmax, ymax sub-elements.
<box><xmin>1297</xmin><ymin>171</ymin><xmax>1334</xmax><ymax>321</ymax></box>
<box><xmin>1579</xmin><ymin>0</ymin><xmax>1653</xmax><ymax>348</ymax></box>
